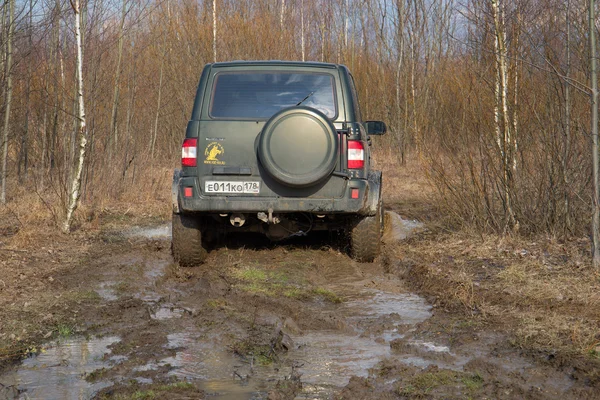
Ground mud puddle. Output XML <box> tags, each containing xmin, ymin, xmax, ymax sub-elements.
<box><xmin>2</xmin><ymin>215</ymin><xmax>442</xmax><ymax>399</ymax></box>
<box><xmin>140</xmin><ymin>330</ymin><xmax>282</xmax><ymax>399</ymax></box>
<box><xmin>124</xmin><ymin>224</ymin><xmax>171</xmax><ymax>240</ymax></box>
<box><xmin>289</xmin><ymin>290</ymin><xmax>433</xmax><ymax>397</ymax></box>
<box><xmin>0</xmin><ymin>336</ymin><xmax>120</xmax><ymax>400</ymax></box>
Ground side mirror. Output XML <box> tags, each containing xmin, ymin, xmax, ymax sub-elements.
<box><xmin>365</xmin><ymin>121</ymin><xmax>387</xmax><ymax>135</ymax></box>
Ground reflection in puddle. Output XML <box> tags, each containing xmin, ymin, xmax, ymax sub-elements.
<box><xmin>125</xmin><ymin>224</ymin><xmax>171</xmax><ymax>240</ymax></box>
<box><xmin>345</xmin><ymin>291</ymin><xmax>431</xmax><ymax>325</ymax></box>
<box><xmin>0</xmin><ymin>336</ymin><xmax>120</xmax><ymax>400</ymax></box>
<box><xmin>151</xmin><ymin>305</ymin><xmax>186</xmax><ymax>320</ymax></box>
<box><xmin>291</xmin><ymin>290</ymin><xmax>432</xmax><ymax>390</ymax></box>
<box><xmin>383</xmin><ymin>211</ymin><xmax>424</xmax><ymax>242</ymax></box>
<box><xmin>95</xmin><ymin>281</ymin><xmax>118</xmax><ymax>301</ymax></box>
<box><xmin>143</xmin><ymin>290</ymin><xmax>434</xmax><ymax>399</ymax></box>
<box><xmin>144</xmin><ymin>259</ymin><xmax>169</xmax><ymax>280</ymax></box>
<box><xmin>152</xmin><ymin>331</ymin><xmax>280</xmax><ymax>399</ymax></box>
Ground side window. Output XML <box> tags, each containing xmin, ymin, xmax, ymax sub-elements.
<box><xmin>349</xmin><ymin>74</ymin><xmax>362</xmax><ymax>122</ymax></box>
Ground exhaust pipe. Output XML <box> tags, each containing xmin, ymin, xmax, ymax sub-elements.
<box><xmin>230</xmin><ymin>213</ymin><xmax>246</xmax><ymax>227</ymax></box>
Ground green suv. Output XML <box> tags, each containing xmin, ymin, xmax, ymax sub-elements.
<box><xmin>171</xmin><ymin>61</ymin><xmax>386</xmax><ymax>265</ymax></box>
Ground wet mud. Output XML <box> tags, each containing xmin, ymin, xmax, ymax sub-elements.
<box><xmin>0</xmin><ymin>212</ymin><xmax>595</xmax><ymax>399</ymax></box>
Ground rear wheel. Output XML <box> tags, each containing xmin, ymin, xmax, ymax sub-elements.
<box><xmin>171</xmin><ymin>213</ymin><xmax>208</xmax><ymax>267</ymax></box>
<box><xmin>350</xmin><ymin>203</ymin><xmax>383</xmax><ymax>263</ymax></box>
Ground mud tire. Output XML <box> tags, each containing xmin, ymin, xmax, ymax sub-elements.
<box><xmin>350</xmin><ymin>204</ymin><xmax>383</xmax><ymax>263</ymax></box>
<box><xmin>171</xmin><ymin>213</ymin><xmax>208</xmax><ymax>267</ymax></box>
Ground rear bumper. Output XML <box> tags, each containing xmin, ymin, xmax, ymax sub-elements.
<box><xmin>175</xmin><ymin>174</ymin><xmax>373</xmax><ymax>215</ymax></box>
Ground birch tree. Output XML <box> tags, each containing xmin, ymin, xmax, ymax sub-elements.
<box><xmin>491</xmin><ymin>0</ymin><xmax>516</xmax><ymax>231</ymax></box>
<box><xmin>63</xmin><ymin>0</ymin><xmax>88</xmax><ymax>233</ymax></box>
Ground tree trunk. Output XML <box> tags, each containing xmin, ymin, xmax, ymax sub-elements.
<box><xmin>123</xmin><ymin>42</ymin><xmax>137</xmax><ymax>180</ymax></box>
<box><xmin>19</xmin><ymin>0</ymin><xmax>33</xmax><ymax>182</ymax></box>
<box><xmin>492</xmin><ymin>0</ymin><xmax>516</xmax><ymax>231</ymax></box>
<box><xmin>151</xmin><ymin>52</ymin><xmax>164</xmax><ymax>159</ymax></box>
<box><xmin>563</xmin><ymin>0</ymin><xmax>572</xmax><ymax>233</ymax></box>
<box><xmin>301</xmin><ymin>0</ymin><xmax>305</xmax><ymax>61</ymax></box>
<box><xmin>0</xmin><ymin>0</ymin><xmax>14</xmax><ymax>204</ymax></box>
<box><xmin>63</xmin><ymin>0</ymin><xmax>88</xmax><ymax>233</ymax></box>
<box><xmin>213</xmin><ymin>0</ymin><xmax>217</xmax><ymax>62</ymax></box>
<box><xmin>108</xmin><ymin>0</ymin><xmax>127</xmax><ymax>162</ymax></box>
<box><xmin>590</xmin><ymin>0</ymin><xmax>600</xmax><ymax>268</ymax></box>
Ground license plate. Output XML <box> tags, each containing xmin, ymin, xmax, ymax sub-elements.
<box><xmin>205</xmin><ymin>181</ymin><xmax>260</xmax><ymax>194</ymax></box>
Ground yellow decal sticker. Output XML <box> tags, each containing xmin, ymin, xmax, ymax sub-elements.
<box><xmin>204</xmin><ymin>142</ymin><xmax>225</xmax><ymax>165</ymax></box>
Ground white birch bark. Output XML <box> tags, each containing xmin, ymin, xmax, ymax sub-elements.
<box><xmin>63</xmin><ymin>0</ymin><xmax>88</xmax><ymax>233</ymax></box>
<box><xmin>395</xmin><ymin>0</ymin><xmax>406</xmax><ymax>164</ymax></box>
<box><xmin>344</xmin><ymin>0</ymin><xmax>349</xmax><ymax>49</ymax></box>
<box><xmin>492</xmin><ymin>0</ymin><xmax>516</xmax><ymax>230</ymax></box>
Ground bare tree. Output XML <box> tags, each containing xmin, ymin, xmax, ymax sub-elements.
<box><xmin>108</xmin><ymin>0</ymin><xmax>128</xmax><ymax>162</ymax></box>
<box><xmin>590</xmin><ymin>0</ymin><xmax>600</xmax><ymax>268</ymax></box>
<box><xmin>0</xmin><ymin>0</ymin><xmax>14</xmax><ymax>204</ymax></box>
<box><xmin>492</xmin><ymin>0</ymin><xmax>516</xmax><ymax>231</ymax></box>
<box><xmin>19</xmin><ymin>0</ymin><xmax>34</xmax><ymax>181</ymax></box>
<box><xmin>301</xmin><ymin>0</ymin><xmax>305</xmax><ymax>61</ymax></box>
<box><xmin>213</xmin><ymin>0</ymin><xmax>217</xmax><ymax>62</ymax></box>
<box><xmin>63</xmin><ymin>0</ymin><xmax>88</xmax><ymax>233</ymax></box>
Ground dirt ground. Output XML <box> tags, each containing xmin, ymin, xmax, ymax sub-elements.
<box><xmin>1</xmin><ymin>164</ymin><xmax>600</xmax><ymax>399</ymax></box>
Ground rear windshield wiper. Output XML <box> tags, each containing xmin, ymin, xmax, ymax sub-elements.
<box><xmin>296</xmin><ymin>91</ymin><xmax>314</xmax><ymax>106</ymax></box>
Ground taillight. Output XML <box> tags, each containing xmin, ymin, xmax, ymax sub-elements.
<box><xmin>347</xmin><ymin>140</ymin><xmax>364</xmax><ymax>169</ymax></box>
<box><xmin>182</xmin><ymin>138</ymin><xmax>197</xmax><ymax>167</ymax></box>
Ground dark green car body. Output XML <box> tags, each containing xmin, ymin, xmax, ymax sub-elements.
<box><xmin>172</xmin><ymin>61</ymin><xmax>386</xmax><ymax>264</ymax></box>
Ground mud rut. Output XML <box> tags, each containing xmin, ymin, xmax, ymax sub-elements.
<box><xmin>0</xmin><ymin>213</ymin><xmax>581</xmax><ymax>399</ymax></box>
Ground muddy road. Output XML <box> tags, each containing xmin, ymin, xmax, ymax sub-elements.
<box><xmin>0</xmin><ymin>212</ymin><xmax>597</xmax><ymax>399</ymax></box>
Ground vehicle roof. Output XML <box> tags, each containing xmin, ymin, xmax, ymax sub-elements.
<box><xmin>210</xmin><ymin>60</ymin><xmax>341</xmax><ymax>70</ymax></box>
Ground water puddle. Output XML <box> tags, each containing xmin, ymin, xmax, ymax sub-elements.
<box><xmin>383</xmin><ymin>211</ymin><xmax>424</xmax><ymax>242</ymax></box>
<box><xmin>95</xmin><ymin>281</ymin><xmax>118</xmax><ymax>301</ymax></box>
<box><xmin>290</xmin><ymin>290</ymin><xmax>432</xmax><ymax>392</ymax></box>
<box><xmin>150</xmin><ymin>304</ymin><xmax>187</xmax><ymax>320</ymax></box>
<box><xmin>144</xmin><ymin>259</ymin><xmax>169</xmax><ymax>280</ymax></box>
<box><xmin>141</xmin><ymin>331</ymin><xmax>280</xmax><ymax>399</ymax></box>
<box><xmin>133</xmin><ymin>289</ymin><xmax>436</xmax><ymax>399</ymax></box>
<box><xmin>0</xmin><ymin>336</ymin><xmax>120</xmax><ymax>400</ymax></box>
<box><xmin>125</xmin><ymin>224</ymin><xmax>171</xmax><ymax>240</ymax></box>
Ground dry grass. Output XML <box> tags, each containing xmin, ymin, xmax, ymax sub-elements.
<box><xmin>373</xmin><ymin>148</ymin><xmax>440</xmax><ymax>222</ymax></box>
<box><xmin>386</xmin><ymin>213</ymin><xmax>600</xmax><ymax>358</ymax></box>
<box><xmin>1</xmin><ymin>165</ymin><xmax>172</xmax><ymax>243</ymax></box>
<box><xmin>375</xmin><ymin>153</ymin><xmax>600</xmax><ymax>360</ymax></box>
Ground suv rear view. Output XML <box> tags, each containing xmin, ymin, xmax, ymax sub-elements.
<box><xmin>171</xmin><ymin>61</ymin><xmax>386</xmax><ymax>266</ymax></box>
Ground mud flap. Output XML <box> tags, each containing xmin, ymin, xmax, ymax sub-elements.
<box><xmin>365</xmin><ymin>171</ymin><xmax>382</xmax><ymax>216</ymax></box>
<box><xmin>172</xmin><ymin>169</ymin><xmax>182</xmax><ymax>214</ymax></box>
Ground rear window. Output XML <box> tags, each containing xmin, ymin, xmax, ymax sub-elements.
<box><xmin>209</xmin><ymin>72</ymin><xmax>337</xmax><ymax>119</ymax></box>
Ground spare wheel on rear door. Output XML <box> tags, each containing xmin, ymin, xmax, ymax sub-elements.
<box><xmin>258</xmin><ymin>106</ymin><xmax>339</xmax><ymax>188</ymax></box>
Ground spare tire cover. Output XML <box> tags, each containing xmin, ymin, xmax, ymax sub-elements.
<box><xmin>258</xmin><ymin>106</ymin><xmax>339</xmax><ymax>188</ymax></box>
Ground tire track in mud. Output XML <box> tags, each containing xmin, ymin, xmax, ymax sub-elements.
<box><xmin>0</xmin><ymin>213</ymin><xmax>586</xmax><ymax>399</ymax></box>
